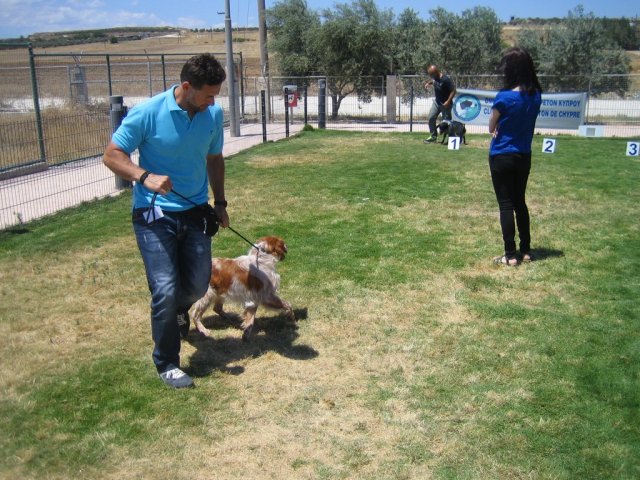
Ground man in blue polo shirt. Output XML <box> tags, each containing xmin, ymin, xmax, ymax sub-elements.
<box><xmin>103</xmin><ymin>54</ymin><xmax>229</xmax><ymax>389</ymax></box>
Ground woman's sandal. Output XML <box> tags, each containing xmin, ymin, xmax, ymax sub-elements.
<box><xmin>521</xmin><ymin>252</ymin><xmax>533</xmax><ymax>263</ymax></box>
<box><xmin>493</xmin><ymin>255</ymin><xmax>518</xmax><ymax>266</ymax></box>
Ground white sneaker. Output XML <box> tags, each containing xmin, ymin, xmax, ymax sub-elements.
<box><xmin>158</xmin><ymin>367</ymin><xmax>194</xmax><ymax>389</ymax></box>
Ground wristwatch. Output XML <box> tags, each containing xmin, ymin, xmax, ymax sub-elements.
<box><xmin>214</xmin><ymin>200</ymin><xmax>228</xmax><ymax>207</ymax></box>
<box><xmin>139</xmin><ymin>170</ymin><xmax>151</xmax><ymax>185</ymax></box>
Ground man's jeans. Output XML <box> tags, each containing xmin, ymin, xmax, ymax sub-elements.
<box><xmin>428</xmin><ymin>100</ymin><xmax>453</xmax><ymax>136</ymax></box>
<box><xmin>133</xmin><ymin>208</ymin><xmax>212</xmax><ymax>373</ymax></box>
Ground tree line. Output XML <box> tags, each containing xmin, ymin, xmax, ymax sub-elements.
<box><xmin>509</xmin><ymin>16</ymin><xmax>638</xmax><ymax>50</ymax></box>
<box><xmin>267</xmin><ymin>0</ymin><xmax>633</xmax><ymax>117</ymax></box>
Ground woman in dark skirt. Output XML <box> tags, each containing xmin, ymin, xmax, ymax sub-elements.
<box><xmin>488</xmin><ymin>48</ymin><xmax>542</xmax><ymax>266</ymax></box>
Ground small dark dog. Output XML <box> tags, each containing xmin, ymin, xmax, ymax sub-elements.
<box><xmin>437</xmin><ymin>120</ymin><xmax>467</xmax><ymax>145</ymax></box>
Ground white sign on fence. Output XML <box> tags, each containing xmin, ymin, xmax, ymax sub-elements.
<box><xmin>448</xmin><ymin>137</ymin><xmax>461</xmax><ymax>150</ymax></box>
<box><xmin>542</xmin><ymin>138</ymin><xmax>556</xmax><ymax>154</ymax></box>
<box><xmin>454</xmin><ymin>89</ymin><xmax>588</xmax><ymax>129</ymax></box>
<box><xmin>626</xmin><ymin>142</ymin><xmax>639</xmax><ymax>157</ymax></box>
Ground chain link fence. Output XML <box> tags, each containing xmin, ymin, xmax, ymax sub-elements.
<box><xmin>3</xmin><ymin>51</ymin><xmax>241</xmax><ymax>170</ymax></box>
<box><xmin>1</xmin><ymin>44</ymin><xmax>639</xmax><ymax>229</ymax></box>
<box><xmin>0</xmin><ymin>47</ymin><xmax>242</xmax><ymax>230</ymax></box>
<box><xmin>244</xmin><ymin>74</ymin><xmax>640</xmax><ymax>132</ymax></box>
<box><xmin>0</xmin><ymin>44</ymin><xmax>43</xmax><ymax>174</ymax></box>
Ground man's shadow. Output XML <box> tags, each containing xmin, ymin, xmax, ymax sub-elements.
<box><xmin>184</xmin><ymin>307</ymin><xmax>317</xmax><ymax>377</ymax></box>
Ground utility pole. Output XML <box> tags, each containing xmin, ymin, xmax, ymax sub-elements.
<box><xmin>224</xmin><ymin>0</ymin><xmax>241</xmax><ymax>136</ymax></box>
<box><xmin>257</xmin><ymin>0</ymin><xmax>271</xmax><ymax>121</ymax></box>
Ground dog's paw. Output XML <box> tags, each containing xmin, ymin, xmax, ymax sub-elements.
<box><xmin>195</xmin><ymin>322</ymin><xmax>211</xmax><ymax>337</ymax></box>
<box><xmin>241</xmin><ymin>325</ymin><xmax>253</xmax><ymax>342</ymax></box>
<box><xmin>286</xmin><ymin>309</ymin><xmax>296</xmax><ymax>321</ymax></box>
<box><xmin>283</xmin><ymin>302</ymin><xmax>295</xmax><ymax>321</ymax></box>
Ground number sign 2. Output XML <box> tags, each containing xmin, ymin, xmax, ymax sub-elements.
<box><xmin>626</xmin><ymin>142</ymin><xmax>640</xmax><ymax>157</ymax></box>
<box><xmin>448</xmin><ymin>136</ymin><xmax>461</xmax><ymax>150</ymax></box>
<box><xmin>542</xmin><ymin>138</ymin><xmax>556</xmax><ymax>154</ymax></box>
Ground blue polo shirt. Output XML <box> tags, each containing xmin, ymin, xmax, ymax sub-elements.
<box><xmin>112</xmin><ymin>85</ymin><xmax>224</xmax><ymax>211</ymax></box>
<box><xmin>490</xmin><ymin>89</ymin><xmax>541</xmax><ymax>156</ymax></box>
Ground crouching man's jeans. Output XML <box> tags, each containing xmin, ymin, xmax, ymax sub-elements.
<box><xmin>132</xmin><ymin>208</ymin><xmax>212</xmax><ymax>374</ymax></box>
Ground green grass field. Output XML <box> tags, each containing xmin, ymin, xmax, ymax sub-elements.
<box><xmin>0</xmin><ymin>131</ymin><xmax>638</xmax><ymax>479</ymax></box>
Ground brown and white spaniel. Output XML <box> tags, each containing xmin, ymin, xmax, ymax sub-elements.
<box><xmin>191</xmin><ymin>236</ymin><xmax>294</xmax><ymax>341</ymax></box>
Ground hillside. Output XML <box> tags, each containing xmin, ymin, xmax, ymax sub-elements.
<box><xmin>1</xmin><ymin>26</ymin><xmax>637</xmax><ymax>78</ymax></box>
<box><xmin>2</xmin><ymin>29</ymin><xmax>264</xmax><ymax>77</ymax></box>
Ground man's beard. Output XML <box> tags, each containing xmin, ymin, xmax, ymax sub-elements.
<box><xmin>185</xmin><ymin>97</ymin><xmax>207</xmax><ymax>115</ymax></box>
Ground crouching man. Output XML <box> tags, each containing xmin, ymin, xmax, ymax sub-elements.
<box><xmin>424</xmin><ymin>64</ymin><xmax>456</xmax><ymax>144</ymax></box>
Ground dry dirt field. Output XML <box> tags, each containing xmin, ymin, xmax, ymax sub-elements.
<box><xmin>1</xmin><ymin>29</ymin><xmax>263</xmax><ymax>75</ymax></box>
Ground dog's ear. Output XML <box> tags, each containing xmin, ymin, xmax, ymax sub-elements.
<box><xmin>255</xmin><ymin>237</ymin><xmax>287</xmax><ymax>259</ymax></box>
<box><xmin>274</xmin><ymin>238</ymin><xmax>287</xmax><ymax>260</ymax></box>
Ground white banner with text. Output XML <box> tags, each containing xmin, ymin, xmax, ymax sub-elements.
<box><xmin>452</xmin><ymin>89</ymin><xmax>588</xmax><ymax>129</ymax></box>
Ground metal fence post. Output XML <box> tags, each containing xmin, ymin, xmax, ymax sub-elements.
<box><xmin>106</xmin><ymin>54</ymin><xmax>112</xmax><ymax>97</ymax></box>
<box><xmin>161</xmin><ymin>54</ymin><xmax>167</xmax><ymax>91</ymax></box>
<box><xmin>586</xmin><ymin>76</ymin><xmax>593</xmax><ymax>123</ymax></box>
<box><xmin>269</xmin><ymin>77</ymin><xmax>274</xmax><ymax>123</ymax></box>
<box><xmin>239</xmin><ymin>52</ymin><xmax>245</xmax><ymax>118</ymax></box>
<box><xmin>284</xmin><ymin>87</ymin><xmax>290</xmax><ymax>138</ymax></box>
<box><xmin>381</xmin><ymin>76</ymin><xmax>385</xmax><ymax>121</ymax></box>
<box><xmin>28</xmin><ymin>44</ymin><xmax>46</xmax><ymax>165</ymax></box>
<box><xmin>145</xmin><ymin>52</ymin><xmax>152</xmax><ymax>97</ymax></box>
<box><xmin>261</xmin><ymin>90</ymin><xmax>267</xmax><ymax>143</ymax></box>
<box><xmin>409</xmin><ymin>84</ymin><xmax>414</xmax><ymax>132</ymax></box>
<box><xmin>267</xmin><ymin>75</ymin><xmax>272</xmax><ymax>122</ymax></box>
<box><xmin>318</xmin><ymin>79</ymin><xmax>326</xmax><ymax>129</ymax></box>
<box><xmin>109</xmin><ymin>95</ymin><xmax>132</xmax><ymax>189</ymax></box>
<box><xmin>303</xmin><ymin>84</ymin><xmax>308</xmax><ymax>125</ymax></box>
<box><xmin>254</xmin><ymin>77</ymin><xmax>258</xmax><ymax>115</ymax></box>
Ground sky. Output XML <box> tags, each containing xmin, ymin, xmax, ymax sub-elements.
<box><xmin>0</xmin><ymin>0</ymin><xmax>637</xmax><ymax>39</ymax></box>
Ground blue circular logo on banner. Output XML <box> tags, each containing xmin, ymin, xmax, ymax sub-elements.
<box><xmin>454</xmin><ymin>94</ymin><xmax>481</xmax><ymax>122</ymax></box>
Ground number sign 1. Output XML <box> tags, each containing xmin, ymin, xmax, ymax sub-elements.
<box><xmin>448</xmin><ymin>136</ymin><xmax>461</xmax><ymax>150</ymax></box>
<box><xmin>626</xmin><ymin>142</ymin><xmax>640</xmax><ymax>157</ymax></box>
<box><xmin>542</xmin><ymin>138</ymin><xmax>556</xmax><ymax>154</ymax></box>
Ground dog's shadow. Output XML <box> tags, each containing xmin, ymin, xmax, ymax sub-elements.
<box><xmin>184</xmin><ymin>307</ymin><xmax>317</xmax><ymax>377</ymax></box>
<box><xmin>531</xmin><ymin>247</ymin><xmax>565</xmax><ymax>261</ymax></box>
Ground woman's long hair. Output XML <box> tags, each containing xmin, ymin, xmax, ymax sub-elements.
<box><xmin>499</xmin><ymin>47</ymin><xmax>542</xmax><ymax>95</ymax></box>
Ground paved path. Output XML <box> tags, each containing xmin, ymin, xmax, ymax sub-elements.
<box><xmin>0</xmin><ymin>122</ymin><xmax>303</xmax><ymax>229</ymax></box>
<box><xmin>328</xmin><ymin>122</ymin><xmax>640</xmax><ymax>137</ymax></box>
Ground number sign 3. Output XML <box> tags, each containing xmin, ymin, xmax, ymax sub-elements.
<box><xmin>627</xmin><ymin>142</ymin><xmax>639</xmax><ymax>157</ymax></box>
